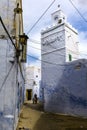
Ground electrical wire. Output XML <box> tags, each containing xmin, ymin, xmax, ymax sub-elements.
<box><xmin>18</xmin><ymin>60</ymin><xmax>25</xmax><ymax>81</ymax></box>
<box><xmin>27</xmin><ymin>0</ymin><xmax>56</xmax><ymax>34</ymax></box>
<box><xmin>28</xmin><ymin>36</ymin><xmax>79</xmax><ymax>60</ymax></box>
<box><xmin>27</xmin><ymin>36</ymin><xmax>87</xmax><ymax>66</ymax></box>
<box><xmin>28</xmin><ymin>38</ymin><xmax>41</xmax><ymax>44</ymax></box>
<box><xmin>28</xmin><ymin>43</ymin><xmax>87</xmax><ymax>59</ymax></box>
<box><xmin>28</xmin><ymin>39</ymin><xmax>64</xmax><ymax>57</ymax></box>
<box><xmin>28</xmin><ymin>44</ymin><xmax>78</xmax><ymax>60</ymax></box>
<box><xmin>28</xmin><ymin>35</ymin><xmax>85</xmax><ymax>57</ymax></box>
<box><xmin>27</xmin><ymin>54</ymin><xmax>58</xmax><ymax>66</ymax></box>
<box><xmin>0</xmin><ymin>16</ymin><xmax>16</xmax><ymax>50</ymax></box>
<box><xmin>27</xmin><ymin>53</ymin><xmax>81</xmax><ymax>67</ymax></box>
<box><xmin>0</xmin><ymin>61</ymin><xmax>15</xmax><ymax>93</ymax></box>
<box><xmin>28</xmin><ymin>36</ymin><xmax>86</xmax><ymax>58</ymax></box>
<box><xmin>69</xmin><ymin>0</ymin><xmax>87</xmax><ymax>23</ymax></box>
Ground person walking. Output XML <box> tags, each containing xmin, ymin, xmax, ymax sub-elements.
<box><xmin>33</xmin><ymin>94</ymin><xmax>38</xmax><ymax>104</ymax></box>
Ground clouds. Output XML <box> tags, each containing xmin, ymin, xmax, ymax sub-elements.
<box><xmin>22</xmin><ymin>0</ymin><xmax>87</xmax><ymax>65</ymax></box>
<box><xmin>79</xmin><ymin>31</ymin><xmax>87</xmax><ymax>41</ymax></box>
<box><xmin>27</xmin><ymin>41</ymin><xmax>41</xmax><ymax>66</ymax></box>
<box><xmin>78</xmin><ymin>31</ymin><xmax>87</xmax><ymax>59</ymax></box>
<box><xmin>27</xmin><ymin>42</ymin><xmax>41</xmax><ymax>57</ymax></box>
<box><xmin>77</xmin><ymin>0</ymin><xmax>87</xmax><ymax>6</ymax></box>
<box><xmin>22</xmin><ymin>0</ymin><xmax>53</xmax><ymax>30</ymax></box>
<box><xmin>27</xmin><ymin>38</ymin><xmax>41</xmax><ymax>66</ymax></box>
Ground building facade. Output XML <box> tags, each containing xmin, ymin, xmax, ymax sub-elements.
<box><xmin>41</xmin><ymin>9</ymin><xmax>79</xmax><ymax>66</ymax></box>
<box><xmin>25</xmin><ymin>66</ymin><xmax>41</xmax><ymax>101</ymax></box>
<box><xmin>42</xmin><ymin>59</ymin><xmax>87</xmax><ymax>117</ymax></box>
<box><xmin>0</xmin><ymin>0</ymin><xmax>26</xmax><ymax>130</ymax></box>
<box><xmin>41</xmin><ymin>9</ymin><xmax>87</xmax><ymax>117</ymax></box>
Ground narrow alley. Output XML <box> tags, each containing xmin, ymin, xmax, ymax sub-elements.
<box><xmin>16</xmin><ymin>102</ymin><xmax>87</xmax><ymax>130</ymax></box>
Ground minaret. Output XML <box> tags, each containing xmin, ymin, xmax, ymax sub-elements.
<box><xmin>51</xmin><ymin>5</ymin><xmax>67</xmax><ymax>25</ymax></box>
<box><xmin>41</xmin><ymin>6</ymin><xmax>79</xmax><ymax>66</ymax></box>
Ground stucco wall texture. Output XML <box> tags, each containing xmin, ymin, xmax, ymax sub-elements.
<box><xmin>0</xmin><ymin>33</ymin><xmax>24</xmax><ymax>130</ymax></box>
<box><xmin>42</xmin><ymin>59</ymin><xmax>87</xmax><ymax>117</ymax></box>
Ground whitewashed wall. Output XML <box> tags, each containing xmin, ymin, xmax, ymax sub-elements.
<box><xmin>0</xmin><ymin>0</ymin><xmax>25</xmax><ymax>129</ymax></box>
<box><xmin>0</xmin><ymin>40</ymin><xmax>25</xmax><ymax>130</ymax></box>
<box><xmin>25</xmin><ymin>66</ymin><xmax>41</xmax><ymax>100</ymax></box>
<box><xmin>41</xmin><ymin>24</ymin><xmax>66</xmax><ymax>66</ymax></box>
<box><xmin>0</xmin><ymin>39</ymin><xmax>17</xmax><ymax>130</ymax></box>
<box><xmin>41</xmin><ymin>9</ymin><xmax>87</xmax><ymax>117</ymax></box>
<box><xmin>42</xmin><ymin>59</ymin><xmax>87</xmax><ymax>117</ymax></box>
<box><xmin>65</xmin><ymin>24</ymin><xmax>79</xmax><ymax>61</ymax></box>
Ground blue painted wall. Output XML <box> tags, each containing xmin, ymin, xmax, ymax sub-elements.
<box><xmin>0</xmin><ymin>39</ymin><xmax>25</xmax><ymax>129</ymax></box>
<box><xmin>42</xmin><ymin>59</ymin><xmax>87</xmax><ymax>117</ymax></box>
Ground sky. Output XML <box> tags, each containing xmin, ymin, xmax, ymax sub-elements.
<box><xmin>22</xmin><ymin>0</ymin><xmax>87</xmax><ymax>66</ymax></box>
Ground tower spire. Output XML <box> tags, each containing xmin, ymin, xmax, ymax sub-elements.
<box><xmin>51</xmin><ymin>6</ymin><xmax>66</xmax><ymax>25</ymax></box>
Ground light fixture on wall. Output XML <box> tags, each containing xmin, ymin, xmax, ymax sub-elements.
<box><xmin>19</xmin><ymin>33</ymin><xmax>28</xmax><ymax>44</ymax></box>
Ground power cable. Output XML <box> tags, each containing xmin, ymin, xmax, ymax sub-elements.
<box><xmin>27</xmin><ymin>0</ymin><xmax>56</xmax><ymax>34</ymax></box>
<box><xmin>27</xmin><ymin>53</ymin><xmax>80</xmax><ymax>66</ymax></box>
<box><xmin>69</xmin><ymin>0</ymin><xmax>87</xmax><ymax>23</ymax></box>
<box><xmin>28</xmin><ymin>38</ymin><xmax>41</xmax><ymax>44</ymax></box>
<box><xmin>28</xmin><ymin>34</ymin><xmax>79</xmax><ymax>59</ymax></box>
<box><xmin>28</xmin><ymin>39</ymin><xmax>87</xmax><ymax>60</ymax></box>
<box><xmin>0</xmin><ymin>61</ymin><xmax>15</xmax><ymax>93</ymax></box>
<box><xmin>28</xmin><ymin>44</ymin><xmax>78</xmax><ymax>60</ymax></box>
<box><xmin>28</xmin><ymin>35</ymin><xmax>79</xmax><ymax>60</ymax></box>
<box><xmin>28</xmin><ymin>37</ymin><xmax>78</xmax><ymax>58</ymax></box>
<box><xmin>18</xmin><ymin>61</ymin><xmax>25</xmax><ymax>81</ymax></box>
<box><xmin>28</xmin><ymin>43</ymin><xmax>87</xmax><ymax>59</ymax></box>
<box><xmin>0</xmin><ymin>16</ymin><xmax>16</xmax><ymax>50</ymax></box>
<box><xmin>27</xmin><ymin>46</ymin><xmax>87</xmax><ymax>68</ymax></box>
<box><xmin>28</xmin><ymin>36</ymin><xmax>85</xmax><ymax>57</ymax></box>
<box><xmin>27</xmin><ymin>53</ymin><xmax>62</xmax><ymax>66</ymax></box>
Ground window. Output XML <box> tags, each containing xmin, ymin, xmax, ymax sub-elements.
<box><xmin>33</xmin><ymin>81</ymin><xmax>36</xmax><ymax>85</ymax></box>
<box><xmin>54</xmin><ymin>16</ymin><xmax>58</xmax><ymax>20</ymax></box>
<box><xmin>69</xmin><ymin>54</ymin><xmax>72</xmax><ymax>61</ymax></box>
<box><xmin>58</xmin><ymin>19</ymin><xmax>62</xmax><ymax>24</ymax></box>
<box><xmin>75</xmin><ymin>63</ymin><xmax>81</xmax><ymax>70</ymax></box>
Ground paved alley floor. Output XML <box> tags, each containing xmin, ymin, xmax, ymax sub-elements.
<box><xmin>16</xmin><ymin>101</ymin><xmax>87</xmax><ymax>130</ymax></box>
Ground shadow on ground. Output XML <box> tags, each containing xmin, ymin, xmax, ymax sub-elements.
<box><xmin>17</xmin><ymin>102</ymin><xmax>87</xmax><ymax>130</ymax></box>
<box><xmin>33</xmin><ymin>113</ymin><xmax>87</xmax><ymax>130</ymax></box>
<box><xmin>24</xmin><ymin>102</ymin><xmax>44</xmax><ymax>112</ymax></box>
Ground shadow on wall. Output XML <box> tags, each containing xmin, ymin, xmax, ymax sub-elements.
<box><xmin>42</xmin><ymin>60</ymin><xmax>87</xmax><ymax>117</ymax></box>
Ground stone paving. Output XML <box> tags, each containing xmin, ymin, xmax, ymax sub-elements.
<box><xmin>16</xmin><ymin>101</ymin><xmax>87</xmax><ymax>130</ymax></box>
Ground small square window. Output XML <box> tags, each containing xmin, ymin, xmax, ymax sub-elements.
<box><xmin>36</xmin><ymin>75</ymin><xmax>38</xmax><ymax>78</ymax></box>
<box><xmin>54</xmin><ymin>16</ymin><xmax>58</xmax><ymax>20</ymax></box>
<box><xmin>69</xmin><ymin>54</ymin><xmax>72</xmax><ymax>61</ymax></box>
<box><xmin>75</xmin><ymin>64</ymin><xmax>81</xmax><ymax>70</ymax></box>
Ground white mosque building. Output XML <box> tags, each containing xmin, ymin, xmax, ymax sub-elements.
<box><xmin>41</xmin><ymin>8</ymin><xmax>87</xmax><ymax>117</ymax></box>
